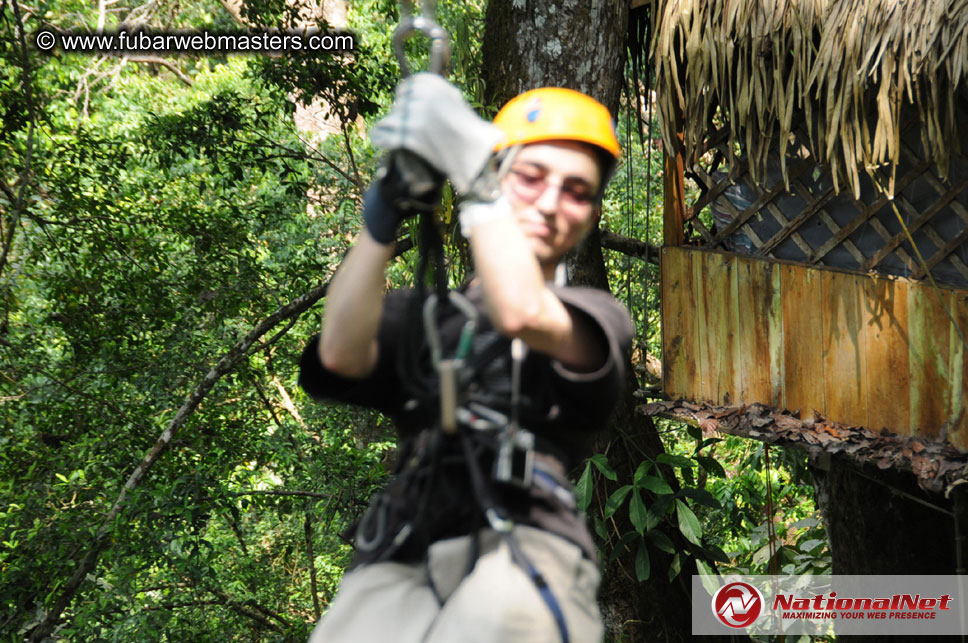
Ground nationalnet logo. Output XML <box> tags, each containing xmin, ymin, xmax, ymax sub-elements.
<box><xmin>773</xmin><ymin>591</ymin><xmax>953</xmax><ymax>621</ymax></box>
<box><xmin>712</xmin><ymin>581</ymin><xmax>764</xmax><ymax>628</ymax></box>
<box><xmin>693</xmin><ymin>575</ymin><xmax>968</xmax><ymax>636</ymax></box>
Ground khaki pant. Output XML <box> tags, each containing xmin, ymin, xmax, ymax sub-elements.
<box><xmin>309</xmin><ymin>525</ymin><xmax>603</xmax><ymax>643</ymax></box>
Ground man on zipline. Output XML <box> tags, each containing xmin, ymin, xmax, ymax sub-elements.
<box><xmin>299</xmin><ymin>73</ymin><xmax>632</xmax><ymax>642</ymax></box>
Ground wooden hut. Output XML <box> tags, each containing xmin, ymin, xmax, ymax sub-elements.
<box><xmin>645</xmin><ymin>0</ymin><xmax>968</xmax><ymax>573</ymax></box>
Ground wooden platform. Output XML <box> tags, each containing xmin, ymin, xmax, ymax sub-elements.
<box><xmin>661</xmin><ymin>246</ymin><xmax>968</xmax><ymax>450</ymax></box>
<box><xmin>640</xmin><ymin>399</ymin><xmax>968</xmax><ymax>494</ymax></box>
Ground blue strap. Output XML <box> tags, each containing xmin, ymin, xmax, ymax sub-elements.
<box><xmin>503</xmin><ymin>532</ymin><xmax>570</xmax><ymax>643</ymax></box>
<box><xmin>526</xmin><ymin>563</ymin><xmax>571</xmax><ymax>643</ymax></box>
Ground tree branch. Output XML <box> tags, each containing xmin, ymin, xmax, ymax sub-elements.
<box><xmin>272</xmin><ymin>375</ymin><xmax>305</xmax><ymax>426</ymax></box>
<box><xmin>124</xmin><ymin>55</ymin><xmax>194</xmax><ymax>86</ymax></box>
<box><xmin>204</xmin><ymin>587</ymin><xmax>286</xmax><ymax>634</ymax></box>
<box><xmin>222</xmin><ymin>512</ymin><xmax>249</xmax><ymax>556</ymax></box>
<box><xmin>599</xmin><ymin>229</ymin><xmax>660</xmax><ymax>265</ymax></box>
<box><xmin>251</xmin><ymin>376</ymin><xmax>285</xmax><ymax>430</ymax></box>
<box><xmin>305</xmin><ymin>512</ymin><xmax>321</xmax><ymax>620</ymax></box>
<box><xmin>218</xmin><ymin>0</ymin><xmax>247</xmax><ymax>26</ymax></box>
<box><xmin>228</xmin><ymin>489</ymin><xmax>330</xmax><ymax>500</ymax></box>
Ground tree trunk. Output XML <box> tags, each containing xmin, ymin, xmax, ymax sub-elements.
<box><xmin>481</xmin><ymin>3</ymin><xmax>709</xmax><ymax>640</ymax></box>
<box><xmin>481</xmin><ymin>0</ymin><xmax>627</xmax><ymax>113</ymax></box>
<box><xmin>811</xmin><ymin>457</ymin><xmax>955</xmax><ymax>576</ymax></box>
<box><xmin>810</xmin><ymin>456</ymin><xmax>959</xmax><ymax>643</ymax></box>
<box><xmin>481</xmin><ymin>1</ymin><xmax>626</xmax><ymax>294</ymax></box>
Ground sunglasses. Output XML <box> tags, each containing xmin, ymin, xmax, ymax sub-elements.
<box><xmin>506</xmin><ymin>165</ymin><xmax>598</xmax><ymax>208</ymax></box>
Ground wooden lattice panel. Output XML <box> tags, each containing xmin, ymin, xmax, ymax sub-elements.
<box><xmin>682</xmin><ymin>120</ymin><xmax>968</xmax><ymax>290</ymax></box>
<box><xmin>661</xmin><ymin>247</ymin><xmax>968</xmax><ymax>451</ymax></box>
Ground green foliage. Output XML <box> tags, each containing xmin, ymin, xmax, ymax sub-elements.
<box><xmin>0</xmin><ymin>0</ymin><xmax>410</xmax><ymax>637</ymax></box>
<box><xmin>704</xmin><ymin>437</ymin><xmax>832</xmax><ymax>576</ymax></box>
<box><xmin>579</xmin><ymin>425</ymin><xmax>826</xmax><ymax>592</ymax></box>
<box><xmin>0</xmin><ymin>0</ymin><xmax>829</xmax><ymax>638</ymax></box>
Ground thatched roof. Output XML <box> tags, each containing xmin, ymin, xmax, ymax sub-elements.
<box><xmin>654</xmin><ymin>0</ymin><xmax>968</xmax><ymax>198</ymax></box>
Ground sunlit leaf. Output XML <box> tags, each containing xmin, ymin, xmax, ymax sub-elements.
<box><xmin>637</xmin><ymin>474</ymin><xmax>674</xmax><ymax>495</ymax></box>
<box><xmin>575</xmin><ymin>462</ymin><xmax>593</xmax><ymax>512</ymax></box>
<box><xmin>589</xmin><ymin>453</ymin><xmax>618</xmax><ymax>481</ymax></box>
<box><xmin>629</xmin><ymin>489</ymin><xmax>648</xmax><ymax>535</ymax></box>
<box><xmin>676</xmin><ymin>499</ymin><xmax>702</xmax><ymax>546</ymax></box>
<box><xmin>656</xmin><ymin>453</ymin><xmax>696</xmax><ymax>468</ymax></box>
<box><xmin>647</xmin><ymin>529</ymin><xmax>676</xmax><ymax>554</ymax></box>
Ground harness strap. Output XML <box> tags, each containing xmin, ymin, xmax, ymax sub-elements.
<box><xmin>502</xmin><ymin>530</ymin><xmax>571</xmax><ymax>643</ymax></box>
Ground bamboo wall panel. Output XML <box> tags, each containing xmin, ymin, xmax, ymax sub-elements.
<box><xmin>692</xmin><ymin>253</ymin><xmax>711</xmax><ymax>403</ymax></box>
<box><xmin>661</xmin><ymin>248</ymin><xmax>697</xmax><ymax>400</ymax></box>
<box><xmin>697</xmin><ymin>252</ymin><xmax>738</xmax><ymax>405</ymax></box>
<box><xmin>821</xmin><ymin>271</ymin><xmax>870</xmax><ymax>429</ymax></box>
<box><xmin>736</xmin><ymin>256</ymin><xmax>782</xmax><ymax>406</ymax></box>
<box><xmin>660</xmin><ymin>247</ymin><xmax>968</xmax><ymax>451</ymax></box>
<box><xmin>780</xmin><ymin>264</ymin><xmax>825</xmax><ymax>420</ymax></box>
<box><xmin>950</xmin><ymin>293</ymin><xmax>968</xmax><ymax>450</ymax></box>
<box><xmin>907</xmin><ymin>287</ymin><xmax>951</xmax><ymax>438</ymax></box>
<box><xmin>866</xmin><ymin>279</ymin><xmax>911</xmax><ymax>434</ymax></box>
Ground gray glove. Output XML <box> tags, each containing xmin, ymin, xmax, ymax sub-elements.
<box><xmin>370</xmin><ymin>73</ymin><xmax>505</xmax><ymax>195</ymax></box>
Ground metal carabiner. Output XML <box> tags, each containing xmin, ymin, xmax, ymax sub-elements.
<box><xmin>423</xmin><ymin>291</ymin><xmax>478</xmax><ymax>434</ymax></box>
<box><xmin>422</xmin><ymin>290</ymin><xmax>478</xmax><ymax>366</ymax></box>
<box><xmin>393</xmin><ymin>0</ymin><xmax>451</xmax><ymax>77</ymax></box>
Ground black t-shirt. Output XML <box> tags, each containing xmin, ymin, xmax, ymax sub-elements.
<box><xmin>299</xmin><ymin>282</ymin><xmax>633</xmax><ymax>560</ymax></box>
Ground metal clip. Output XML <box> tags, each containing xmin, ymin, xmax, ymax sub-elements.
<box><xmin>423</xmin><ymin>291</ymin><xmax>479</xmax><ymax>433</ymax></box>
<box><xmin>493</xmin><ymin>429</ymin><xmax>535</xmax><ymax>489</ymax></box>
<box><xmin>439</xmin><ymin>358</ymin><xmax>458</xmax><ymax>434</ymax></box>
<box><xmin>486</xmin><ymin>507</ymin><xmax>514</xmax><ymax>534</ymax></box>
<box><xmin>354</xmin><ymin>493</ymin><xmax>389</xmax><ymax>552</ymax></box>
<box><xmin>393</xmin><ymin>0</ymin><xmax>450</xmax><ymax>77</ymax></box>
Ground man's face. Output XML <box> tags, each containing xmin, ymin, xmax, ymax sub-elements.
<box><xmin>501</xmin><ymin>141</ymin><xmax>602</xmax><ymax>266</ymax></box>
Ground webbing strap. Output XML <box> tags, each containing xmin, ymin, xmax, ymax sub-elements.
<box><xmin>503</xmin><ymin>531</ymin><xmax>571</xmax><ymax>643</ymax></box>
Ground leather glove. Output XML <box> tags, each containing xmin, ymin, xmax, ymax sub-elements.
<box><xmin>370</xmin><ymin>73</ymin><xmax>505</xmax><ymax>195</ymax></box>
<box><xmin>360</xmin><ymin>181</ymin><xmax>400</xmax><ymax>246</ymax></box>
<box><xmin>361</xmin><ymin>153</ymin><xmax>444</xmax><ymax>245</ymax></box>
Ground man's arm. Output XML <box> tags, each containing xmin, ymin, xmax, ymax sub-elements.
<box><xmin>315</xmin><ymin>74</ymin><xmax>496</xmax><ymax>380</ymax></box>
<box><xmin>469</xmin><ymin>213</ymin><xmax>606</xmax><ymax>373</ymax></box>
<box><xmin>318</xmin><ymin>231</ymin><xmax>395</xmax><ymax>379</ymax></box>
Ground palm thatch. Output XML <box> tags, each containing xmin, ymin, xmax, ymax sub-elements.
<box><xmin>654</xmin><ymin>0</ymin><xmax>968</xmax><ymax>198</ymax></box>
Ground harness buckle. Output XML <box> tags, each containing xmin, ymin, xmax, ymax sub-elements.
<box><xmin>493</xmin><ymin>430</ymin><xmax>535</xmax><ymax>489</ymax></box>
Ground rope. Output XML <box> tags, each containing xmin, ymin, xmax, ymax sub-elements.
<box><xmin>763</xmin><ymin>444</ymin><xmax>779</xmax><ymax>577</ymax></box>
<box><xmin>623</xmin><ymin>82</ymin><xmax>636</xmax><ymax>340</ymax></box>
<box><xmin>763</xmin><ymin>444</ymin><xmax>783</xmax><ymax>643</ymax></box>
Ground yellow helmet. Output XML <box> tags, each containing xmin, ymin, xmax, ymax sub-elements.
<box><xmin>493</xmin><ymin>88</ymin><xmax>621</xmax><ymax>159</ymax></box>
